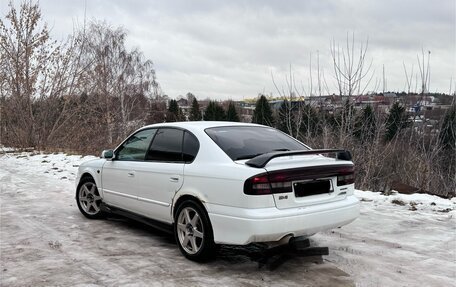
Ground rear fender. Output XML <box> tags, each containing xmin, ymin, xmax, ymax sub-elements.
<box><xmin>171</xmin><ymin>189</ymin><xmax>210</xmax><ymax>220</ymax></box>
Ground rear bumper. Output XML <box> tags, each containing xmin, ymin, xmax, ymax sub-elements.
<box><xmin>207</xmin><ymin>195</ymin><xmax>359</xmax><ymax>245</ymax></box>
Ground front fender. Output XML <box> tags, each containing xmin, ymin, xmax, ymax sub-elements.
<box><xmin>76</xmin><ymin>159</ymin><xmax>105</xmax><ymax>198</ymax></box>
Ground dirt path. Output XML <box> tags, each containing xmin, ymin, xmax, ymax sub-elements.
<box><xmin>0</xmin><ymin>156</ymin><xmax>354</xmax><ymax>287</ymax></box>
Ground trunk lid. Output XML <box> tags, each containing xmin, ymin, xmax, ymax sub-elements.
<box><xmin>240</xmin><ymin>154</ymin><xmax>354</xmax><ymax>209</ymax></box>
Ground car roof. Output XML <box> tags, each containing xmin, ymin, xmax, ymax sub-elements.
<box><xmin>141</xmin><ymin>121</ymin><xmax>266</xmax><ymax>132</ymax></box>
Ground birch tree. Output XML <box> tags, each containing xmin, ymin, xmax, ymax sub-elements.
<box><xmin>0</xmin><ymin>1</ymin><xmax>53</xmax><ymax>147</ymax></box>
<box><xmin>77</xmin><ymin>22</ymin><xmax>157</xmax><ymax>143</ymax></box>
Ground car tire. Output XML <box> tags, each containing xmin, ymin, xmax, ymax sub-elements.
<box><xmin>76</xmin><ymin>176</ymin><xmax>105</xmax><ymax>219</ymax></box>
<box><xmin>174</xmin><ymin>200</ymin><xmax>216</xmax><ymax>261</ymax></box>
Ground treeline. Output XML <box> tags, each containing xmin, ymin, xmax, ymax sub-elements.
<box><xmin>166</xmin><ymin>98</ymin><xmax>240</xmax><ymax>122</ymax></box>
<box><xmin>249</xmin><ymin>94</ymin><xmax>455</xmax><ymax>198</ymax></box>
<box><xmin>1</xmin><ymin>1</ymin><xmax>454</xmax><ymax>197</ymax></box>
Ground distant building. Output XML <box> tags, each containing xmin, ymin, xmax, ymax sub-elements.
<box><xmin>176</xmin><ymin>98</ymin><xmax>188</xmax><ymax>107</ymax></box>
<box><xmin>384</xmin><ymin>92</ymin><xmax>397</xmax><ymax>98</ymax></box>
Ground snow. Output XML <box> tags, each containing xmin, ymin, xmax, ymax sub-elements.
<box><xmin>1</xmin><ymin>152</ymin><xmax>455</xmax><ymax>286</ymax></box>
<box><xmin>315</xmin><ymin>189</ymin><xmax>456</xmax><ymax>286</ymax></box>
<box><xmin>0</xmin><ymin>146</ymin><xmax>18</xmax><ymax>153</ymax></box>
<box><xmin>0</xmin><ymin>151</ymin><xmax>97</xmax><ymax>182</ymax></box>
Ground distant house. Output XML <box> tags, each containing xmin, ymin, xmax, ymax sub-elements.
<box><xmin>384</xmin><ymin>92</ymin><xmax>397</xmax><ymax>98</ymax></box>
<box><xmin>176</xmin><ymin>98</ymin><xmax>188</xmax><ymax>107</ymax></box>
<box><xmin>354</xmin><ymin>94</ymin><xmax>390</xmax><ymax>106</ymax></box>
<box><xmin>269</xmin><ymin>100</ymin><xmax>289</xmax><ymax>110</ymax></box>
<box><xmin>240</xmin><ymin>106</ymin><xmax>255</xmax><ymax>122</ymax></box>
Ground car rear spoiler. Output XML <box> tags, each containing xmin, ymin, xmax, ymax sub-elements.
<box><xmin>245</xmin><ymin>149</ymin><xmax>352</xmax><ymax>168</ymax></box>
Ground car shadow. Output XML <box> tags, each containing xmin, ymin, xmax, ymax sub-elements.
<box><xmin>106</xmin><ymin>215</ymin><xmax>327</xmax><ymax>269</ymax></box>
<box><xmin>85</xmin><ymin>215</ymin><xmax>355</xmax><ymax>286</ymax></box>
<box><xmin>104</xmin><ymin>214</ymin><xmax>176</xmax><ymax>244</ymax></box>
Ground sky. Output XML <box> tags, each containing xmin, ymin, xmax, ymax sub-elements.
<box><xmin>1</xmin><ymin>0</ymin><xmax>455</xmax><ymax>100</ymax></box>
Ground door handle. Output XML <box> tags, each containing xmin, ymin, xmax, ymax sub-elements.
<box><xmin>169</xmin><ymin>176</ymin><xmax>179</xmax><ymax>182</ymax></box>
<box><xmin>127</xmin><ymin>171</ymin><xmax>135</xmax><ymax>177</ymax></box>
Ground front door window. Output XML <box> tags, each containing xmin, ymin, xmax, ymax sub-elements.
<box><xmin>117</xmin><ymin>129</ymin><xmax>157</xmax><ymax>161</ymax></box>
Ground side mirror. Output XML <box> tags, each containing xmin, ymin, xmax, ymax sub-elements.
<box><xmin>101</xmin><ymin>149</ymin><xmax>114</xmax><ymax>160</ymax></box>
<box><xmin>336</xmin><ymin>150</ymin><xmax>352</xmax><ymax>161</ymax></box>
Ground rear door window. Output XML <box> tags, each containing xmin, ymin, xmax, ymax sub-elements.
<box><xmin>182</xmin><ymin>132</ymin><xmax>199</xmax><ymax>163</ymax></box>
<box><xmin>205</xmin><ymin>126</ymin><xmax>307</xmax><ymax>160</ymax></box>
<box><xmin>147</xmin><ymin>128</ymin><xmax>184</xmax><ymax>162</ymax></box>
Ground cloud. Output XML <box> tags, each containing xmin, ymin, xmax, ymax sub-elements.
<box><xmin>2</xmin><ymin>0</ymin><xmax>454</xmax><ymax>99</ymax></box>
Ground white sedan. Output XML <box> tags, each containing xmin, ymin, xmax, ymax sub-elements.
<box><xmin>75</xmin><ymin>121</ymin><xmax>359</xmax><ymax>261</ymax></box>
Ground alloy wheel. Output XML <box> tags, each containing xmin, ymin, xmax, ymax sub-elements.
<box><xmin>176</xmin><ymin>207</ymin><xmax>204</xmax><ymax>255</ymax></box>
<box><xmin>78</xmin><ymin>182</ymin><xmax>102</xmax><ymax>215</ymax></box>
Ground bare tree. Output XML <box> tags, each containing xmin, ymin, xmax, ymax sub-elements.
<box><xmin>329</xmin><ymin>33</ymin><xmax>374</xmax><ymax>143</ymax></box>
<box><xmin>77</xmin><ymin>22</ymin><xmax>158</xmax><ymax>143</ymax></box>
<box><xmin>382</xmin><ymin>64</ymin><xmax>387</xmax><ymax>94</ymax></box>
<box><xmin>417</xmin><ymin>49</ymin><xmax>431</xmax><ymax>96</ymax></box>
<box><xmin>0</xmin><ymin>1</ymin><xmax>50</xmax><ymax>147</ymax></box>
<box><xmin>272</xmin><ymin>51</ymin><xmax>332</xmax><ymax>141</ymax></box>
<box><xmin>271</xmin><ymin>65</ymin><xmax>306</xmax><ymax>138</ymax></box>
<box><xmin>0</xmin><ymin>1</ymin><xmax>160</xmax><ymax>152</ymax></box>
<box><xmin>403</xmin><ymin>62</ymin><xmax>415</xmax><ymax>94</ymax></box>
<box><xmin>330</xmin><ymin>33</ymin><xmax>373</xmax><ymax>97</ymax></box>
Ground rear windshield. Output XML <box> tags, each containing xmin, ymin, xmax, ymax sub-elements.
<box><xmin>205</xmin><ymin>126</ymin><xmax>308</xmax><ymax>161</ymax></box>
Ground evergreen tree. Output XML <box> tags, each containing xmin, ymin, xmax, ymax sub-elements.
<box><xmin>324</xmin><ymin>112</ymin><xmax>338</xmax><ymax>131</ymax></box>
<box><xmin>354</xmin><ymin>105</ymin><xmax>377</xmax><ymax>142</ymax></box>
<box><xmin>252</xmin><ymin>95</ymin><xmax>274</xmax><ymax>126</ymax></box>
<box><xmin>384</xmin><ymin>102</ymin><xmax>406</xmax><ymax>141</ymax></box>
<box><xmin>188</xmin><ymin>98</ymin><xmax>202</xmax><ymax>121</ymax></box>
<box><xmin>186</xmin><ymin>92</ymin><xmax>196</xmax><ymax>104</ymax></box>
<box><xmin>439</xmin><ymin>104</ymin><xmax>456</xmax><ymax>151</ymax></box>
<box><xmin>226</xmin><ymin>101</ymin><xmax>240</xmax><ymax>122</ymax></box>
<box><xmin>203</xmin><ymin>101</ymin><xmax>226</xmax><ymax>121</ymax></box>
<box><xmin>276</xmin><ymin>100</ymin><xmax>293</xmax><ymax>135</ymax></box>
<box><xmin>168</xmin><ymin>99</ymin><xmax>179</xmax><ymax>114</ymax></box>
<box><xmin>300</xmin><ymin>104</ymin><xmax>321</xmax><ymax>138</ymax></box>
<box><xmin>340</xmin><ymin>98</ymin><xmax>355</xmax><ymax>133</ymax></box>
<box><xmin>167</xmin><ymin>99</ymin><xmax>184</xmax><ymax>122</ymax></box>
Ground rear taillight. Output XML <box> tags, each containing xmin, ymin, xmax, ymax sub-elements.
<box><xmin>337</xmin><ymin>167</ymin><xmax>355</xmax><ymax>186</ymax></box>
<box><xmin>247</xmin><ymin>174</ymin><xmax>271</xmax><ymax>195</ymax></box>
<box><xmin>244</xmin><ymin>165</ymin><xmax>355</xmax><ymax>195</ymax></box>
<box><xmin>244</xmin><ymin>173</ymin><xmax>292</xmax><ymax>195</ymax></box>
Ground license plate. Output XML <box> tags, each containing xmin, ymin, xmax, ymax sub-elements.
<box><xmin>293</xmin><ymin>180</ymin><xmax>332</xmax><ymax>197</ymax></box>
